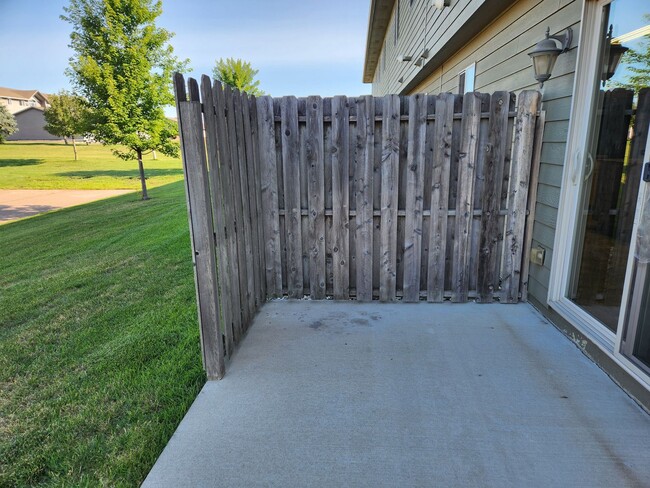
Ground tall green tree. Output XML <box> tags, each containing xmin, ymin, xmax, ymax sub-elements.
<box><xmin>613</xmin><ymin>15</ymin><xmax>650</xmax><ymax>95</ymax></box>
<box><xmin>62</xmin><ymin>0</ymin><xmax>188</xmax><ymax>200</ymax></box>
<box><xmin>44</xmin><ymin>90</ymin><xmax>91</xmax><ymax>160</ymax></box>
<box><xmin>213</xmin><ymin>58</ymin><xmax>264</xmax><ymax>96</ymax></box>
<box><xmin>0</xmin><ymin>105</ymin><xmax>17</xmax><ymax>143</ymax></box>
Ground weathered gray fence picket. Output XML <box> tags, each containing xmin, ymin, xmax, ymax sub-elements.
<box><xmin>173</xmin><ymin>73</ymin><xmax>543</xmax><ymax>378</ymax></box>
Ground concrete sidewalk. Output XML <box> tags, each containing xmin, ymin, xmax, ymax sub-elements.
<box><xmin>143</xmin><ymin>301</ymin><xmax>650</xmax><ymax>487</ymax></box>
<box><xmin>0</xmin><ymin>189</ymin><xmax>133</xmax><ymax>224</ymax></box>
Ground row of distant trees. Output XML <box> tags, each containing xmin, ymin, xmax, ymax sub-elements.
<box><xmin>0</xmin><ymin>52</ymin><xmax>264</xmax><ymax>151</ymax></box>
<box><xmin>37</xmin><ymin>54</ymin><xmax>264</xmax><ymax>165</ymax></box>
<box><xmin>0</xmin><ymin>0</ymin><xmax>265</xmax><ymax>201</ymax></box>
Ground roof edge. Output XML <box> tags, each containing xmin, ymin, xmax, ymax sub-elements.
<box><xmin>13</xmin><ymin>106</ymin><xmax>45</xmax><ymax>115</ymax></box>
<box><xmin>0</xmin><ymin>88</ymin><xmax>44</xmax><ymax>101</ymax></box>
<box><xmin>362</xmin><ymin>0</ymin><xmax>396</xmax><ymax>83</ymax></box>
<box><xmin>399</xmin><ymin>0</ymin><xmax>517</xmax><ymax>94</ymax></box>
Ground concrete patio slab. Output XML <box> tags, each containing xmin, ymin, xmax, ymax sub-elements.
<box><xmin>0</xmin><ymin>189</ymin><xmax>133</xmax><ymax>224</ymax></box>
<box><xmin>143</xmin><ymin>301</ymin><xmax>650</xmax><ymax>487</ymax></box>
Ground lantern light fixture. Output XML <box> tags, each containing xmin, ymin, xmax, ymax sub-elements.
<box><xmin>602</xmin><ymin>25</ymin><xmax>629</xmax><ymax>84</ymax></box>
<box><xmin>528</xmin><ymin>27</ymin><xmax>573</xmax><ymax>87</ymax></box>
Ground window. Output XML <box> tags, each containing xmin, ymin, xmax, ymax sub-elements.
<box><xmin>458</xmin><ymin>62</ymin><xmax>476</xmax><ymax>94</ymax></box>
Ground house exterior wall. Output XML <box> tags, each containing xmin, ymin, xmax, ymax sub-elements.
<box><xmin>371</xmin><ymin>0</ymin><xmax>517</xmax><ymax>94</ymax></box>
<box><xmin>7</xmin><ymin>109</ymin><xmax>59</xmax><ymax>141</ymax></box>
<box><xmin>370</xmin><ymin>0</ymin><xmax>582</xmax><ymax>308</ymax></box>
<box><xmin>0</xmin><ymin>97</ymin><xmax>30</xmax><ymax>115</ymax></box>
<box><xmin>1</xmin><ymin>95</ymin><xmax>48</xmax><ymax>115</ymax></box>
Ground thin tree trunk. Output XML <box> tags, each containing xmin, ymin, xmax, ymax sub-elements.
<box><xmin>72</xmin><ymin>137</ymin><xmax>77</xmax><ymax>161</ymax></box>
<box><xmin>137</xmin><ymin>149</ymin><xmax>149</xmax><ymax>200</ymax></box>
<box><xmin>152</xmin><ymin>150</ymin><xmax>157</xmax><ymax>160</ymax></box>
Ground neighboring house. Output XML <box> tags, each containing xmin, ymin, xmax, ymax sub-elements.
<box><xmin>364</xmin><ymin>0</ymin><xmax>650</xmax><ymax>404</ymax></box>
<box><xmin>0</xmin><ymin>87</ymin><xmax>58</xmax><ymax>140</ymax></box>
<box><xmin>0</xmin><ymin>87</ymin><xmax>50</xmax><ymax>114</ymax></box>
<box><xmin>8</xmin><ymin>107</ymin><xmax>59</xmax><ymax>141</ymax></box>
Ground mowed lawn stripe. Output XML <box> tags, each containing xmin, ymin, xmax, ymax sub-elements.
<box><xmin>0</xmin><ymin>181</ymin><xmax>205</xmax><ymax>486</ymax></box>
<box><xmin>0</xmin><ymin>142</ymin><xmax>183</xmax><ymax>190</ymax></box>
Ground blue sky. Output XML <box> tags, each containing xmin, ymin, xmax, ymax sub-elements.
<box><xmin>0</xmin><ymin>0</ymin><xmax>371</xmax><ymax>100</ymax></box>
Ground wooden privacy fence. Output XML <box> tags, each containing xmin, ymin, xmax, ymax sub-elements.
<box><xmin>173</xmin><ymin>73</ymin><xmax>544</xmax><ymax>378</ymax></box>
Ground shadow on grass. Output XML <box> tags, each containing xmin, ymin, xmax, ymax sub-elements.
<box><xmin>56</xmin><ymin>169</ymin><xmax>184</xmax><ymax>179</ymax></box>
<box><xmin>0</xmin><ymin>158</ymin><xmax>43</xmax><ymax>168</ymax></box>
<box><xmin>0</xmin><ymin>204</ymin><xmax>57</xmax><ymax>223</ymax></box>
<box><xmin>5</xmin><ymin>141</ymin><xmax>66</xmax><ymax>146</ymax></box>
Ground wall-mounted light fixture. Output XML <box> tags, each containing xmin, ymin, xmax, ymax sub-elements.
<box><xmin>397</xmin><ymin>54</ymin><xmax>413</xmax><ymax>62</ymax></box>
<box><xmin>432</xmin><ymin>0</ymin><xmax>450</xmax><ymax>9</ymax></box>
<box><xmin>528</xmin><ymin>27</ymin><xmax>573</xmax><ymax>87</ymax></box>
<box><xmin>602</xmin><ymin>25</ymin><xmax>629</xmax><ymax>84</ymax></box>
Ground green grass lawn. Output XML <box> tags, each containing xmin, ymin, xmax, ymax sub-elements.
<box><xmin>0</xmin><ymin>182</ymin><xmax>206</xmax><ymax>486</ymax></box>
<box><xmin>0</xmin><ymin>141</ymin><xmax>183</xmax><ymax>190</ymax></box>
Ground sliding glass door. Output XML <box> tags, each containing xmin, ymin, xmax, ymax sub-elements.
<box><xmin>566</xmin><ymin>0</ymin><xmax>649</xmax><ymax>335</ymax></box>
<box><xmin>619</xmin><ymin>124</ymin><xmax>650</xmax><ymax>374</ymax></box>
<box><xmin>551</xmin><ymin>0</ymin><xmax>650</xmax><ymax>387</ymax></box>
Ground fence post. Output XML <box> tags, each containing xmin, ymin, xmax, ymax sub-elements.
<box><xmin>520</xmin><ymin>109</ymin><xmax>545</xmax><ymax>302</ymax></box>
<box><xmin>199</xmin><ymin>76</ymin><xmax>235</xmax><ymax>357</ymax></box>
<box><xmin>477</xmin><ymin>91</ymin><xmax>514</xmax><ymax>302</ymax></box>
<box><xmin>173</xmin><ymin>73</ymin><xmax>225</xmax><ymax>379</ymax></box>
<box><xmin>500</xmin><ymin>90</ymin><xmax>541</xmax><ymax>303</ymax></box>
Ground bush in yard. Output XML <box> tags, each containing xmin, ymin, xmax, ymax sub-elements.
<box><xmin>62</xmin><ymin>0</ymin><xmax>189</xmax><ymax>200</ymax></box>
<box><xmin>0</xmin><ymin>104</ymin><xmax>17</xmax><ymax>143</ymax></box>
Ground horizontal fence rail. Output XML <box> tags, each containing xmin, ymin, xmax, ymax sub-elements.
<box><xmin>174</xmin><ymin>73</ymin><xmax>544</xmax><ymax>377</ymax></box>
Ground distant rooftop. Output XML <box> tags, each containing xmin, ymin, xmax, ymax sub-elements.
<box><xmin>0</xmin><ymin>87</ymin><xmax>49</xmax><ymax>101</ymax></box>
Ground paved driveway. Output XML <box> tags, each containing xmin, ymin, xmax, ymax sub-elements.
<box><xmin>0</xmin><ymin>189</ymin><xmax>133</xmax><ymax>225</ymax></box>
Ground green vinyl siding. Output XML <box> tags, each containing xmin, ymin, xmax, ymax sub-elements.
<box><xmin>370</xmin><ymin>0</ymin><xmax>582</xmax><ymax>306</ymax></box>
